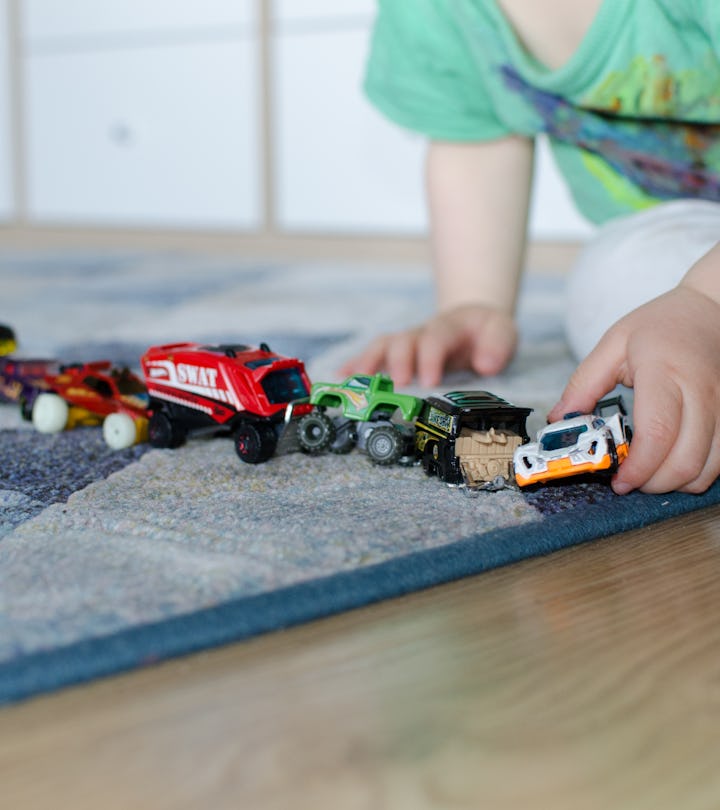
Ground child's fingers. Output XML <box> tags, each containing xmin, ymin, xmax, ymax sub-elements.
<box><xmin>620</xmin><ymin>380</ymin><xmax>716</xmax><ymax>494</ymax></box>
<box><xmin>548</xmin><ymin>329</ymin><xmax>627</xmax><ymax>421</ymax></box>
<box><xmin>663</xmin><ymin>408</ymin><xmax>716</xmax><ymax>492</ymax></box>
<box><xmin>417</xmin><ymin>317</ymin><xmax>483</xmax><ymax>387</ymax></box>
<box><xmin>611</xmin><ymin>372</ymin><xmax>685</xmax><ymax>494</ymax></box>
<box><xmin>338</xmin><ymin>335</ymin><xmax>391</xmax><ymax>377</ymax></box>
<box><xmin>385</xmin><ymin>331</ymin><xmax>420</xmax><ymax>387</ymax></box>
<box><xmin>679</xmin><ymin>425</ymin><xmax>720</xmax><ymax>494</ymax></box>
<box><xmin>471</xmin><ymin>314</ymin><xmax>516</xmax><ymax>376</ymax></box>
<box><xmin>416</xmin><ymin>329</ymin><xmax>452</xmax><ymax>389</ymax></box>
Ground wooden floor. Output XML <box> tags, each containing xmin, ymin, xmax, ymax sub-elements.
<box><xmin>2</xmin><ymin>501</ymin><xmax>720</xmax><ymax>809</ymax></box>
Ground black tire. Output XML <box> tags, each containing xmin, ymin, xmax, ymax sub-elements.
<box><xmin>234</xmin><ymin>422</ymin><xmax>277</xmax><ymax>464</ymax></box>
<box><xmin>330</xmin><ymin>433</ymin><xmax>355</xmax><ymax>454</ymax></box>
<box><xmin>606</xmin><ymin>435</ymin><xmax>619</xmax><ymax>472</ymax></box>
<box><xmin>490</xmin><ymin>475</ymin><xmax>508</xmax><ymax>491</ymax></box>
<box><xmin>366</xmin><ymin>425</ymin><xmax>403</xmax><ymax>465</ymax></box>
<box><xmin>148</xmin><ymin>411</ymin><xmax>186</xmax><ymax>449</ymax></box>
<box><xmin>329</xmin><ymin>421</ymin><xmax>356</xmax><ymax>454</ymax></box>
<box><xmin>422</xmin><ymin>442</ymin><xmax>439</xmax><ymax>477</ymax></box>
<box><xmin>297</xmin><ymin>411</ymin><xmax>336</xmax><ymax>454</ymax></box>
<box><xmin>19</xmin><ymin>397</ymin><xmax>33</xmax><ymax>421</ymax></box>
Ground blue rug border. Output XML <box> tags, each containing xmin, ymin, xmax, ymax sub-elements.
<box><xmin>2</xmin><ymin>481</ymin><xmax>719</xmax><ymax>706</ymax></box>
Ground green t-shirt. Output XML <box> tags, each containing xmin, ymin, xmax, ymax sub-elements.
<box><xmin>365</xmin><ymin>0</ymin><xmax>720</xmax><ymax>223</ymax></box>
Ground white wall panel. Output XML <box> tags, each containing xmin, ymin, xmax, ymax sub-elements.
<box><xmin>0</xmin><ymin>0</ymin><xmax>13</xmax><ymax>220</ymax></box>
<box><xmin>23</xmin><ymin>0</ymin><xmax>255</xmax><ymax>43</ymax></box>
<box><xmin>273</xmin><ymin>0</ymin><xmax>374</xmax><ymax>26</ymax></box>
<box><xmin>273</xmin><ymin>23</ymin><xmax>427</xmax><ymax>234</ymax></box>
<box><xmin>25</xmin><ymin>39</ymin><xmax>260</xmax><ymax>227</ymax></box>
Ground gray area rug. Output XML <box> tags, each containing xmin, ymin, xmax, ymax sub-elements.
<box><xmin>2</xmin><ymin>251</ymin><xmax>717</xmax><ymax>704</ymax></box>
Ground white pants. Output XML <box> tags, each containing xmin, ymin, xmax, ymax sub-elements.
<box><xmin>565</xmin><ymin>200</ymin><xmax>720</xmax><ymax>360</ymax></box>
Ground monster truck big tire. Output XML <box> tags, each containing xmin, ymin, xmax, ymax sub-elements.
<box><xmin>103</xmin><ymin>413</ymin><xmax>138</xmax><ymax>450</ymax></box>
<box><xmin>366</xmin><ymin>425</ymin><xmax>403</xmax><ymax>465</ymax></box>
<box><xmin>148</xmin><ymin>411</ymin><xmax>186</xmax><ymax>449</ymax></box>
<box><xmin>32</xmin><ymin>393</ymin><xmax>69</xmax><ymax>434</ymax></box>
<box><xmin>234</xmin><ymin>423</ymin><xmax>277</xmax><ymax>464</ymax></box>
<box><xmin>297</xmin><ymin>411</ymin><xmax>336</xmax><ymax>454</ymax></box>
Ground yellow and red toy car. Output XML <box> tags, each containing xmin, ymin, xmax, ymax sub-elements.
<box><xmin>31</xmin><ymin>361</ymin><xmax>150</xmax><ymax>449</ymax></box>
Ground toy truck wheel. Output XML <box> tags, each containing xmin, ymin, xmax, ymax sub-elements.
<box><xmin>297</xmin><ymin>411</ymin><xmax>336</xmax><ymax>454</ymax></box>
<box><xmin>20</xmin><ymin>397</ymin><xmax>33</xmax><ymax>421</ymax></box>
<box><xmin>366</xmin><ymin>425</ymin><xmax>403</xmax><ymax>465</ymax></box>
<box><xmin>148</xmin><ymin>412</ymin><xmax>186</xmax><ymax>449</ymax></box>
<box><xmin>234</xmin><ymin>423</ymin><xmax>277</xmax><ymax>464</ymax></box>
<box><xmin>329</xmin><ymin>421</ymin><xmax>356</xmax><ymax>454</ymax></box>
<box><xmin>103</xmin><ymin>413</ymin><xmax>138</xmax><ymax>450</ymax></box>
<box><xmin>606</xmin><ymin>435</ymin><xmax>619</xmax><ymax>471</ymax></box>
<box><xmin>32</xmin><ymin>393</ymin><xmax>69</xmax><ymax>434</ymax></box>
<box><xmin>490</xmin><ymin>475</ymin><xmax>508</xmax><ymax>491</ymax></box>
<box><xmin>422</xmin><ymin>442</ymin><xmax>439</xmax><ymax>477</ymax></box>
<box><xmin>330</xmin><ymin>432</ymin><xmax>355</xmax><ymax>454</ymax></box>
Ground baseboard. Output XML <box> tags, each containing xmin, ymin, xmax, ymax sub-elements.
<box><xmin>0</xmin><ymin>224</ymin><xmax>582</xmax><ymax>272</ymax></box>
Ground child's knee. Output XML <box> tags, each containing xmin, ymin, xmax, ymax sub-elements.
<box><xmin>565</xmin><ymin>200</ymin><xmax>720</xmax><ymax>360</ymax></box>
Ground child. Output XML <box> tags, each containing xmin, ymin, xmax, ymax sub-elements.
<box><xmin>341</xmin><ymin>0</ymin><xmax>720</xmax><ymax>496</ymax></box>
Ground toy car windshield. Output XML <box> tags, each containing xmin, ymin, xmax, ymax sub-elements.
<box><xmin>83</xmin><ymin>376</ymin><xmax>114</xmax><ymax>398</ymax></box>
<box><xmin>261</xmin><ymin>368</ymin><xmax>310</xmax><ymax>404</ymax></box>
<box><xmin>345</xmin><ymin>375</ymin><xmax>372</xmax><ymax>390</ymax></box>
<box><xmin>540</xmin><ymin>424</ymin><xmax>588</xmax><ymax>452</ymax></box>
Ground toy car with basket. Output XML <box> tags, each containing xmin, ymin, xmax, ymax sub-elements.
<box><xmin>296</xmin><ymin>373</ymin><xmax>423</xmax><ymax>465</ymax></box>
<box><xmin>140</xmin><ymin>341</ymin><xmax>312</xmax><ymax>464</ymax></box>
<box><xmin>415</xmin><ymin>390</ymin><xmax>533</xmax><ymax>490</ymax></box>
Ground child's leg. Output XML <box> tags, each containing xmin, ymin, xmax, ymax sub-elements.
<box><xmin>565</xmin><ymin>199</ymin><xmax>720</xmax><ymax>360</ymax></box>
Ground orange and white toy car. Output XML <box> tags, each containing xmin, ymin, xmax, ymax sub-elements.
<box><xmin>514</xmin><ymin>402</ymin><xmax>631</xmax><ymax>487</ymax></box>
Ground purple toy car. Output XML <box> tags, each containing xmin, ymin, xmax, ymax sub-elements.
<box><xmin>0</xmin><ymin>356</ymin><xmax>60</xmax><ymax>420</ymax></box>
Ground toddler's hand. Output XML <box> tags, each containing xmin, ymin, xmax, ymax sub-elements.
<box><xmin>338</xmin><ymin>304</ymin><xmax>517</xmax><ymax>388</ymax></box>
<box><xmin>549</xmin><ymin>286</ymin><xmax>720</xmax><ymax>495</ymax></box>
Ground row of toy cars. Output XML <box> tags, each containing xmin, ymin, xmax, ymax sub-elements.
<box><xmin>0</xmin><ymin>325</ymin><xmax>632</xmax><ymax>489</ymax></box>
<box><xmin>297</xmin><ymin>378</ymin><xmax>631</xmax><ymax>490</ymax></box>
<box><xmin>0</xmin><ymin>329</ymin><xmax>313</xmax><ymax>460</ymax></box>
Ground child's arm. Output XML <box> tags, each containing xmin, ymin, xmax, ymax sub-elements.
<box><xmin>340</xmin><ymin>136</ymin><xmax>534</xmax><ymax>387</ymax></box>
<box><xmin>549</xmin><ymin>242</ymin><xmax>720</xmax><ymax>494</ymax></box>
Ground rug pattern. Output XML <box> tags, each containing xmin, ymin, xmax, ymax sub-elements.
<box><xmin>1</xmin><ymin>252</ymin><xmax>717</xmax><ymax>704</ymax></box>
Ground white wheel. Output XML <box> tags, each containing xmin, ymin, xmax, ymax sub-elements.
<box><xmin>103</xmin><ymin>412</ymin><xmax>138</xmax><ymax>449</ymax></box>
<box><xmin>32</xmin><ymin>393</ymin><xmax>69</xmax><ymax>434</ymax></box>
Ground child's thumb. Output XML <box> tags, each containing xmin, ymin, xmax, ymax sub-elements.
<box><xmin>548</xmin><ymin>333</ymin><xmax>625</xmax><ymax>422</ymax></box>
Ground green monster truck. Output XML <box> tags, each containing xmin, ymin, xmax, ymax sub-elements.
<box><xmin>297</xmin><ymin>373</ymin><xmax>423</xmax><ymax>465</ymax></box>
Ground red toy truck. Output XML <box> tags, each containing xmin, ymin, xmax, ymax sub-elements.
<box><xmin>140</xmin><ymin>342</ymin><xmax>312</xmax><ymax>463</ymax></box>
